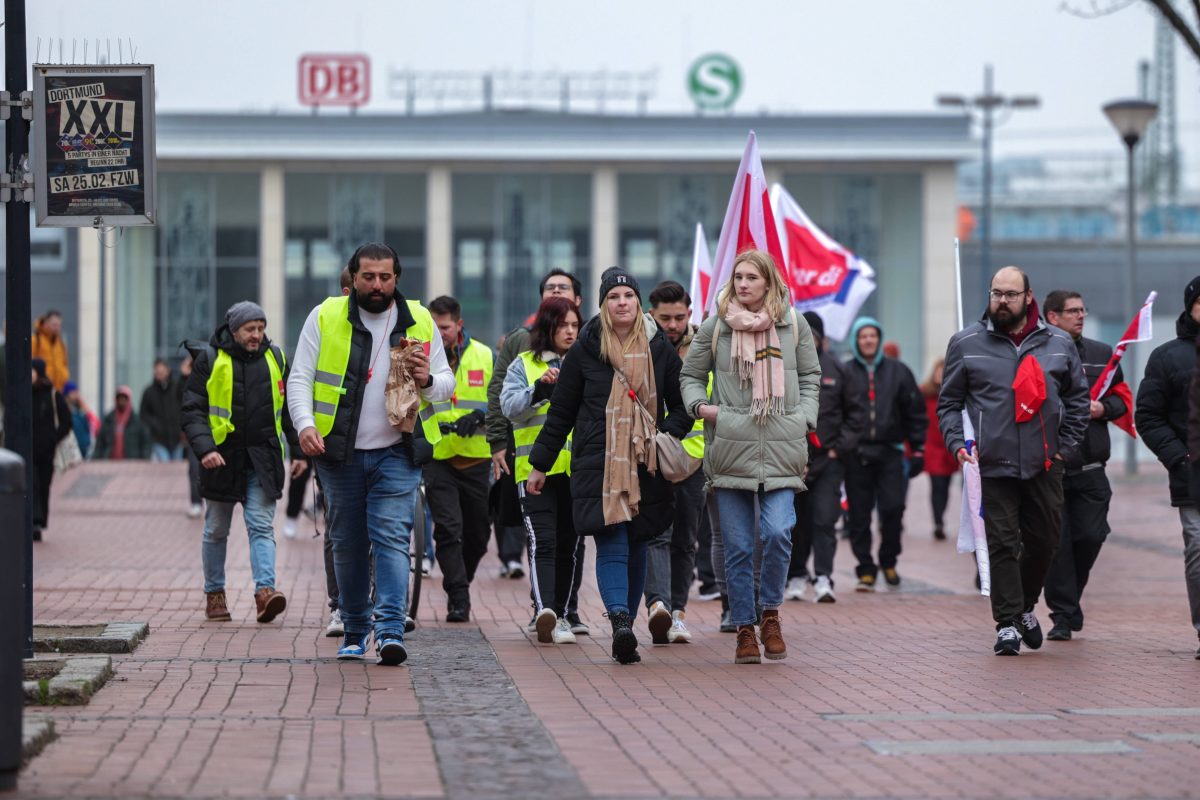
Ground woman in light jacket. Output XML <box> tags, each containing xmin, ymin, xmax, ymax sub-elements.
<box><xmin>680</xmin><ymin>249</ymin><xmax>821</xmax><ymax>664</ymax></box>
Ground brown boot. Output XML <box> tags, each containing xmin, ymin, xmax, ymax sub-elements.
<box><xmin>205</xmin><ymin>590</ymin><xmax>232</xmax><ymax>621</ymax></box>
<box><xmin>255</xmin><ymin>587</ymin><xmax>287</xmax><ymax>623</ymax></box>
<box><xmin>760</xmin><ymin>608</ymin><xmax>787</xmax><ymax>660</ymax></box>
<box><xmin>735</xmin><ymin>625</ymin><xmax>761</xmax><ymax>664</ymax></box>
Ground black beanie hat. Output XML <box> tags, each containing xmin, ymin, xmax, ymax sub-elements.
<box><xmin>802</xmin><ymin>311</ymin><xmax>825</xmax><ymax>340</ymax></box>
<box><xmin>598</xmin><ymin>266</ymin><xmax>641</xmax><ymax>308</ymax></box>
<box><xmin>1185</xmin><ymin>276</ymin><xmax>1200</xmax><ymax>311</ymax></box>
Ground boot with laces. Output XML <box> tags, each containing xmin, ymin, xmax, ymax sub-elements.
<box><xmin>609</xmin><ymin>611</ymin><xmax>640</xmax><ymax>664</ymax></box>
<box><xmin>735</xmin><ymin>625</ymin><xmax>761</xmax><ymax>664</ymax></box>
<box><xmin>759</xmin><ymin>609</ymin><xmax>787</xmax><ymax>660</ymax></box>
<box><xmin>205</xmin><ymin>590</ymin><xmax>231</xmax><ymax>621</ymax></box>
<box><xmin>255</xmin><ymin>587</ymin><xmax>287</xmax><ymax>623</ymax></box>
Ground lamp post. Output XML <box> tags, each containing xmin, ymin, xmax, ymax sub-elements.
<box><xmin>1103</xmin><ymin>98</ymin><xmax>1158</xmax><ymax>476</ymax></box>
<box><xmin>938</xmin><ymin>65</ymin><xmax>1039</xmax><ymax>295</ymax></box>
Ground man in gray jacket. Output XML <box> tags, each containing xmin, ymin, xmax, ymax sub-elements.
<box><xmin>938</xmin><ymin>266</ymin><xmax>1090</xmax><ymax>656</ymax></box>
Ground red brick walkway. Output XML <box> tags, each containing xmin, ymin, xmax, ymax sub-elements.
<box><xmin>14</xmin><ymin>461</ymin><xmax>1200</xmax><ymax>798</ymax></box>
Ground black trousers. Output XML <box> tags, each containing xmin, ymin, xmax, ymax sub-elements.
<box><xmin>489</xmin><ymin>475</ymin><xmax>526</xmax><ymax>565</ymax></box>
<box><xmin>519</xmin><ymin>474</ymin><xmax>581</xmax><ymax>615</ymax></box>
<box><xmin>187</xmin><ymin>448</ymin><xmax>202</xmax><ymax>505</ymax></box>
<box><xmin>285</xmin><ymin>462</ymin><xmax>311</xmax><ymax>519</ymax></box>
<box><xmin>1043</xmin><ymin>467</ymin><xmax>1111</xmax><ymax>631</ymax></box>
<box><xmin>930</xmin><ymin>474</ymin><xmax>952</xmax><ymax>530</ymax></box>
<box><xmin>790</xmin><ymin>458</ymin><xmax>845</xmax><ymax>580</ymax></box>
<box><xmin>695</xmin><ymin>499</ymin><xmax>716</xmax><ymax>590</ymax></box>
<box><xmin>980</xmin><ymin>462</ymin><xmax>1064</xmax><ymax>625</ymax></box>
<box><xmin>423</xmin><ymin>460</ymin><xmax>492</xmax><ymax>608</ymax></box>
<box><xmin>644</xmin><ymin>468</ymin><xmax>706</xmax><ymax>611</ymax></box>
<box><xmin>31</xmin><ymin>455</ymin><xmax>54</xmax><ymax>528</ymax></box>
<box><xmin>844</xmin><ymin>447</ymin><xmax>907</xmax><ymax>578</ymax></box>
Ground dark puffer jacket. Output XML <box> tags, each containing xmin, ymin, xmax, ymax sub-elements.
<box><xmin>1067</xmin><ymin>335</ymin><xmax>1124</xmax><ymax>474</ymax></box>
<box><xmin>843</xmin><ymin>318</ymin><xmax>927</xmax><ymax>453</ymax></box>
<box><xmin>182</xmin><ymin>325</ymin><xmax>298</xmax><ymax>504</ymax></box>
<box><xmin>528</xmin><ymin>314</ymin><xmax>690</xmax><ymax>540</ymax></box>
<box><xmin>1139</xmin><ymin>312</ymin><xmax>1198</xmax><ymax>507</ymax></box>
<box><xmin>810</xmin><ymin>347</ymin><xmax>866</xmax><ymax>478</ymax></box>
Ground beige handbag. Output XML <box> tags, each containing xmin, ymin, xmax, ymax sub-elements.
<box><xmin>613</xmin><ymin>366</ymin><xmax>701</xmax><ymax>484</ymax></box>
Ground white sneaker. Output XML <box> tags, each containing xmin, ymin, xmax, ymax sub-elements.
<box><xmin>283</xmin><ymin>518</ymin><xmax>297</xmax><ymax>539</ymax></box>
<box><xmin>187</xmin><ymin>503</ymin><xmax>203</xmax><ymax>519</ymax></box>
<box><xmin>422</xmin><ymin>557</ymin><xmax>433</xmax><ymax>576</ymax></box>
<box><xmin>534</xmin><ymin>608</ymin><xmax>557</xmax><ymax>643</ymax></box>
<box><xmin>551</xmin><ymin>617</ymin><xmax>577</xmax><ymax>644</ymax></box>
<box><xmin>813</xmin><ymin>575</ymin><xmax>836</xmax><ymax>604</ymax></box>
<box><xmin>785</xmin><ymin>576</ymin><xmax>807</xmax><ymax>601</ymax></box>
<box><xmin>505</xmin><ymin>560</ymin><xmax>525</xmax><ymax>579</ymax></box>
<box><xmin>667</xmin><ymin>610</ymin><xmax>692</xmax><ymax>643</ymax></box>
<box><xmin>325</xmin><ymin>608</ymin><xmax>344</xmax><ymax>637</ymax></box>
<box><xmin>647</xmin><ymin>600</ymin><xmax>672</xmax><ymax>644</ymax></box>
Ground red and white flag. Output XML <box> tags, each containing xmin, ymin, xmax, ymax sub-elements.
<box><xmin>705</xmin><ymin>131</ymin><xmax>788</xmax><ymax>317</ymax></box>
<box><xmin>1091</xmin><ymin>290</ymin><xmax>1156</xmax><ymax>438</ymax></box>
<box><xmin>689</xmin><ymin>222</ymin><xmax>713</xmax><ymax>325</ymax></box>
<box><xmin>770</xmin><ymin>184</ymin><xmax>877</xmax><ymax>341</ymax></box>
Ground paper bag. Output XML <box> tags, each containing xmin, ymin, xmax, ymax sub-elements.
<box><xmin>386</xmin><ymin>340</ymin><xmax>425</xmax><ymax>431</ymax></box>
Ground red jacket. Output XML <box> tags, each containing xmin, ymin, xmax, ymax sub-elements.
<box><xmin>923</xmin><ymin>391</ymin><xmax>959</xmax><ymax>477</ymax></box>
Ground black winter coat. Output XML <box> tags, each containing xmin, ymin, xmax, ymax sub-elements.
<box><xmin>1067</xmin><ymin>335</ymin><xmax>1125</xmax><ymax>474</ymax></box>
<box><xmin>528</xmin><ymin>315</ymin><xmax>690</xmax><ymax>540</ymax></box>
<box><xmin>32</xmin><ymin>384</ymin><xmax>72</xmax><ymax>466</ymax></box>
<box><xmin>1136</xmin><ymin>312</ymin><xmax>1197</xmax><ymax>507</ymax></box>
<box><xmin>140</xmin><ymin>377</ymin><xmax>183</xmax><ymax>449</ymax></box>
<box><xmin>809</xmin><ymin>348</ymin><xmax>866</xmax><ymax>477</ymax></box>
<box><xmin>842</xmin><ymin>356</ymin><xmax>927</xmax><ymax>453</ymax></box>
<box><xmin>181</xmin><ymin>325</ymin><xmax>298</xmax><ymax>504</ymax></box>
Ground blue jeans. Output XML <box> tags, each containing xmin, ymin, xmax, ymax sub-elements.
<box><xmin>593</xmin><ymin>523</ymin><xmax>647</xmax><ymax>618</ymax></box>
<box><xmin>152</xmin><ymin>443</ymin><xmax>185</xmax><ymax>463</ymax></box>
<box><xmin>716</xmin><ymin>487</ymin><xmax>795</xmax><ymax>626</ymax></box>
<box><xmin>317</xmin><ymin>443</ymin><xmax>420</xmax><ymax>640</ymax></box>
<box><xmin>202</xmin><ymin>469</ymin><xmax>278</xmax><ymax>592</ymax></box>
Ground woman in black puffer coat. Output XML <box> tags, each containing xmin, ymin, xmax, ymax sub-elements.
<box><xmin>526</xmin><ymin>268</ymin><xmax>690</xmax><ymax>664</ymax></box>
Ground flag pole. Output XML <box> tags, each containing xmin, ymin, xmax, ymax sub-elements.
<box><xmin>954</xmin><ymin>237</ymin><xmax>964</xmax><ymax>332</ymax></box>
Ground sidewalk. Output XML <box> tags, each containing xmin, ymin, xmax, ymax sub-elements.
<box><xmin>13</xmin><ymin>460</ymin><xmax>1200</xmax><ymax>799</ymax></box>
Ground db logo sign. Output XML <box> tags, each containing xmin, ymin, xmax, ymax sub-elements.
<box><xmin>299</xmin><ymin>54</ymin><xmax>370</xmax><ymax>108</ymax></box>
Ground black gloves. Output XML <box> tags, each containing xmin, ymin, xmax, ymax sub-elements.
<box><xmin>531</xmin><ymin>380</ymin><xmax>557</xmax><ymax>403</ymax></box>
<box><xmin>907</xmin><ymin>452</ymin><xmax>925</xmax><ymax>479</ymax></box>
<box><xmin>454</xmin><ymin>410</ymin><xmax>485</xmax><ymax>438</ymax></box>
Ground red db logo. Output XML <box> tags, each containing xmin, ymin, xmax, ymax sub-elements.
<box><xmin>299</xmin><ymin>54</ymin><xmax>371</xmax><ymax>107</ymax></box>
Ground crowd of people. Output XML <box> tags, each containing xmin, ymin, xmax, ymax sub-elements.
<box><xmin>10</xmin><ymin>246</ymin><xmax>1200</xmax><ymax>666</ymax></box>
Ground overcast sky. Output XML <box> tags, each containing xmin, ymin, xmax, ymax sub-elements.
<box><xmin>24</xmin><ymin>0</ymin><xmax>1198</xmax><ymax>177</ymax></box>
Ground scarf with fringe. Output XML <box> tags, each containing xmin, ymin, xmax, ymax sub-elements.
<box><xmin>602</xmin><ymin>328</ymin><xmax>657</xmax><ymax>525</ymax></box>
<box><xmin>724</xmin><ymin>300</ymin><xmax>785</xmax><ymax>423</ymax></box>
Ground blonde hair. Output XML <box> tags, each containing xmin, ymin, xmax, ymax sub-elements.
<box><xmin>598</xmin><ymin>296</ymin><xmax>647</xmax><ymax>364</ymax></box>
<box><xmin>716</xmin><ymin>249</ymin><xmax>791</xmax><ymax>321</ymax></box>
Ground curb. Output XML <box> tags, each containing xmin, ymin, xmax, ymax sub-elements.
<box><xmin>22</xmin><ymin>714</ymin><xmax>56</xmax><ymax>763</ymax></box>
<box><xmin>23</xmin><ymin>656</ymin><xmax>113</xmax><ymax>705</ymax></box>
<box><xmin>32</xmin><ymin>622</ymin><xmax>149</xmax><ymax>654</ymax></box>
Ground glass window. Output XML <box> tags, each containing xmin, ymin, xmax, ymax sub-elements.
<box><xmin>617</xmin><ymin>173</ymin><xmax>727</xmax><ymax>289</ymax></box>
<box><xmin>284</xmin><ymin>173</ymin><xmax>426</xmax><ymax>349</ymax></box>
<box><xmin>451</xmin><ymin>173</ymin><xmax>591</xmax><ymax>345</ymax></box>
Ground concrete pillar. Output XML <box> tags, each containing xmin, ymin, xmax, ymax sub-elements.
<box><xmin>921</xmin><ymin>163</ymin><xmax>960</xmax><ymax>372</ymax></box>
<box><xmin>426</xmin><ymin>166</ymin><xmax>453</xmax><ymax>299</ymax></box>
<box><xmin>590</xmin><ymin>166</ymin><xmax>618</xmax><ymax>300</ymax></box>
<box><xmin>260</xmin><ymin>166</ymin><xmax>286</xmax><ymax>339</ymax></box>
<box><xmin>76</xmin><ymin>229</ymin><xmax>101</xmax><ymax>410</ymax></box>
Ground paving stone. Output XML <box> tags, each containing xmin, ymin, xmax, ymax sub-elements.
<box><xmin>23</xmin><ymin>656</ymin><xmax>113</xmax><ymax>705</ymax></box>
<box><xmin>866</xmin><ymin>739</ymin><xmax>1139</xmax><ymax>755</ymax></box>
<box><xmin>21</xmin><ymin>714</ymin><xmax>56</xmax><ymax>763</ymax></box>
<box><xmin>32</xmin><ymin>622</ymin><xmax>149</xmax><ymax>654</ymax></box>
<box><xmin>1132</xmin><ymin>732</ymin><xmax>1200</xmax><ymax>742</ymax></box>
<box><xmin>1064</xmin><ymin>707</ymin><xmax>1200</xmax><ymax>717</ymax></box>
<box><xmin>824</xmin><ymin>711</ymin><xmax>1061</xmax><ymax>722</ymax></box>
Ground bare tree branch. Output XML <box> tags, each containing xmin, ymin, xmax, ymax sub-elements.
<box><xmin>1191</xmin><ymin>0</ymin><xmax>1200</xmax><ymax>34</ymax></box>
<box><xmin>1059</xmin><ymin>0</ymin><xmax>1136</xmax><ymax>19</ymax></box>
<box><xmin>1146</xmin><ymin>0</ymin><xmax>1200</xmax><ymax>62</ymax></box>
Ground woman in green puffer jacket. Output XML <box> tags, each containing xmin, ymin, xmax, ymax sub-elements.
<box><xmin>680</xmin><ymin>249</ymin><xmax>821</xmax><ymax>665</ymax></box>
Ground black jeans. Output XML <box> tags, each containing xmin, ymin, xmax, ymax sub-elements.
<box><xmin>790</xmin><ymin>458</ymin><xmax>845</xmax><ymax>580</ymax></box>
<box><xmin>187</xmin><ymin>448</ymin><xmax>202</xmax><ymax>505</ymax></box>
<box><xmin>518</xmin><ymin>474</ymin><xmax>582</xmax><ymax>615</ymax></box>
<box><xmin>285</xmin><ymin>461</ymin><xmax>311</xmax><ymax>519</ymax></box>
<box><xmin>490</xmin><ymin>471</ymin><xmax>526</xmax><ymax>565</ymax></box>
<box><xmin>980</xmin><ymin>462</ymin><xmax>1065</xmax><ymax>625</ymax></box>
<box><xmin>644</xmin><ymin>468</ymin><xmax>706</xmax><ymax>611</ymax></box>
<box><xmin>1043</xmin><ymin>467</ymin><xmax>1110</xmax><ymax>631</ymax></box>
<box><xmin>844</xmin><ymin>447</ymin><xmax>907</xmax><ymax>578</ymax></box>
<box><xmin>930</xmin><ymin>474</ymin><xmax>952</xmax><ymax>531</ymax></box>
<box><xmin>31</xmin><ymin>455</ymin><xmax>54</xmax><ymax>528</ymax></box>
<box><xmin>423</xmin><ymin>460</ymin><xmax>492</xmax><ymax>608</ymax></box>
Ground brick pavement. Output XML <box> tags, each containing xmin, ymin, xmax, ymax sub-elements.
<box><xmin>13</xmin><ymin>460</ymin><xmax>1200</xmax><ymax>799</ymax></box>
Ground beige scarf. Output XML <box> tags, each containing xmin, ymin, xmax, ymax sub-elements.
<box><xmin>602</xmin><ymin>330</ymin><xmax>658</xmax><ymax>525</ymax></box>
<box><xmin>724</xmin><ymin>299</ymin><xmax>786</xmax><ymax>423</ymax></box>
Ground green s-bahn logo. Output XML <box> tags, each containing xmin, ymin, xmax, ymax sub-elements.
<box><xmin>688</xmin><ymin>53</ymin><xmax>742</xmax><ymax>112</ymax></box>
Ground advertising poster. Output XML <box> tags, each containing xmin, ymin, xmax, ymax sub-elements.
<box><xmin>32</xmin><ymin>64</ymin><xmax>156</xmax><ymax>226</ymax></box>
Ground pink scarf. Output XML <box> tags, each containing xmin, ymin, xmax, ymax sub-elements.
<box><xmin>723</xmin><ymin>300</ymin><xmax>785</xmax><ymax>423</ymax></box>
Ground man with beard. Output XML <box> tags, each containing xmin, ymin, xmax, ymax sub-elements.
<box><xmin>938</xmin><ymin>266</ymin><xmax>1089</xmax><ymax>656</ymax></box>
<box><xmin>288</xmin><ymin>243</ymin><xmax>454</xmax><ymax>666</ymax></box>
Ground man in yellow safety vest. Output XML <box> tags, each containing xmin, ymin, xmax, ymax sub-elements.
<box><xmin>423</xmin><ymin>296</ymin><xmax>494</xmax><ymax>622</ymax></box>
<box><xmin>288</xmin><ymin>243</ymin><xmax>454</xmax><ymax>666</ymax></box>
<box><xmin>182</xmin><ymin>301</ymin><xmax>303</xmax><ymax>625</ymax></box>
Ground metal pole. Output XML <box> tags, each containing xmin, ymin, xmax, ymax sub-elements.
<box><xmin>1125</xmin><ymin>142</ymin><xmax>1138</xmax><ymax>476</ymax></box>
<box><xmin>98</xmin><ymin>228</ymin><xmax>107</xmax><ymax>418</ymax></box>
<box><xmin>981</xmin><ymin>64</ymin><xmax>994</xmax><ymax>291</ymax></box>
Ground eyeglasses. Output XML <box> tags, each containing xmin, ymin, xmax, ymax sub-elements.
<box><xmin>988</xmin><ymin>289</ymin><xmax>1026</xmax><ymax>302</ymax></box>
<box><xmin>543</xmin><ymin>282</ymin><xmax>573</xmax><ymax>292</ymax></box>
<box><xmin>1061</xmin><ymin>307</ymin><xmax>1088</xmax><ymax>317</ymax></box>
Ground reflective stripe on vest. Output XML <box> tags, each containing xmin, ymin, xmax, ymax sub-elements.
<box><xmin>513</xmin><ymin>351</ymin><xmax>571</xmax><ymax>482</ymax></box>
<box><xmin>207</xmin><ymin>345</ymin><xmax>287</xmax><ymax>463</ymax></box>
<box><xmin>432</xmin><ymin>339</ymin><xmax>494</xmax><ymax>460</ymax></box>
<box><xmin>313</xmin><ymin>296</ymin><xmax>440</xmax><ymax>444</ymax></box>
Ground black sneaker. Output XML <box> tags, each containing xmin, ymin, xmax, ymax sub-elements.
<box><xmin>608</xmin><ymin>611</ymin><xmax>640</xmax><ymax>664</ymax></box>
<box><xmin>933</xmin><ymin>525</ymin><xmax>946</xmax><ymax>541</ymax></box>
<box><xmin>565</xmin><ymin>612</ymin><xmax>589</xmax><ymax>635</ymax></box>
<box><xmin>376</xmin><ymin>632</ymin><xmax>408</xmax><ymax>666</ymax></box>
<box><xmin>994</xmin><ymin>624</ymin><xmax>1021</xmax><ymax>656</ymax></box>
<box><xmin>1017</xmin><ymin>609</ymin><xmax>1043</xmax><ymax>650</ymax></box>
<box><xmin>719</xmin><ymin>606</ymin><xmax>736</xmax><ymax>633</ymax></box>
<box><xmin>446</xmin><ymin>605</ymin><xmax>470</xmax><ymax>623</ymax></box>
<box><xmin>1046</xmin><ymin>623</ymin><xmax>1072</xmax><ymax>641</ymax></box>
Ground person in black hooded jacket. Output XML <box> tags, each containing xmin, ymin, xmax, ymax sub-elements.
<box><xmin>182</xmin><ymin>301</ymin><xmax>301</xmax><ymax>625</ymax></box>
<box><xmin>526</xmin><ymin>267</ymin><xmax>690</xmax><ymax>665</ymax></box>
<box><xmin>1138</xmin><ymin>275</ymin><xmax>1200</xmax><ymax>659</ymax></box>
<box><xmin>31</xmin><ymin>357</ymin><xmax>72</xmax><ymax>539</ymax></box>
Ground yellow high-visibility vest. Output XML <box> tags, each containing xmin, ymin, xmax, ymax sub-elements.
<box><xmin>206</xmin><ymin>344</ymin><xmax>287</xmax><ymax>462</ymax></box>
<box><xmin>431</xmin><ymin>338</ymin><xmax>493</xmax><ymax>460</ymax></box>
<box><xmin>512</xmin><ymin>351</ymin><xmax>571</xmax><ymax>482</ymax></box>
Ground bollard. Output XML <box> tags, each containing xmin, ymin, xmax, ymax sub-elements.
<box><xmin>0</xmin><ymin>449</ymin><xmax>25</xmax><ymax>791</ymax></box>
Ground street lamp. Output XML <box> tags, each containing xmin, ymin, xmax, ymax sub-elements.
<box><xmin>1103</xmin><ymin>98</ymin><xmax>1157</xmax><ymax>476</ymax></box>
<box><xmin>938</xmin><ymin>65</ymin><xmax>1039</xmax><ymax>296</ymax></box>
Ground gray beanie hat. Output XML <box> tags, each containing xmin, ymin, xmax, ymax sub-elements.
<box><xmin>226</xmin><ymin>300</ymin><xmax>267</xmax><ymax>332</ymax></box>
